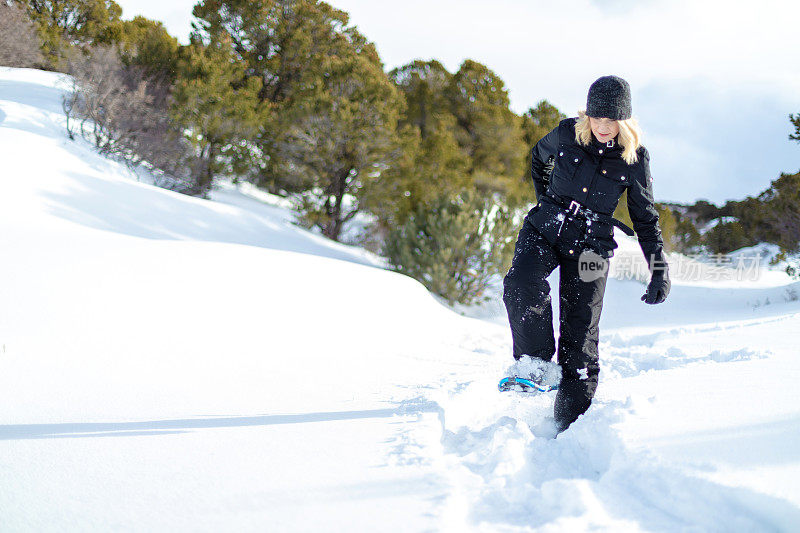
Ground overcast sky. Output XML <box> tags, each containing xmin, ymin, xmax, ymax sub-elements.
<box><xmin>116</xmin><ymin>0</ymin><xmax>800</xmax><ymax>205</ymax></box>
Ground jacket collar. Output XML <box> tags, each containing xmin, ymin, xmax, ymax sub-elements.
<box><xmin>589</xmin><ymin>132</ymin><xmax>622</xmax><ymax>153</ymax></box>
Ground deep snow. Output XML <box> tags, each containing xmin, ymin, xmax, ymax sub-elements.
<box><xmin>1</xmin><ymin>67</ymin><xmax>798</xmax><ymax>532</ymax></box>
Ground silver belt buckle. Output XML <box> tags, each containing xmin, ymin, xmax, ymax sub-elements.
<box><xmin>568</xmin><ymin>200</ymin><xmax>581</xmax><ymax>216</ymax></box>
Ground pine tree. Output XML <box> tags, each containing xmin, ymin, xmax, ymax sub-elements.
<box><xmin>757</xmin><ymin>171</ymin><xmax>800</xmax><ymax>253</ymax></box>
<box><xmin>445</xmin><ymin>59</ymin><xmax>527</xmax><ymax>205</ymax></box>
<box><xmin>704</xmin><ymin>221</ymin><xmax>749</xmax><ymax>254</ymax></box>
<box><xmin>384</xmin><ymin>190</ymin><xmax>516</xmax><ymax>306</ymax></box>
<box><xmin>656</xmin><ymin>204</ymin><xmax>677</xmax><ymax>252</ymax></box>
<box><xmin>15</xmin><ymin>0</ymin><xmax>124</xmax><ymax>68</ymax></box>
<box><xmin>276</xmin><ymin>32</ymin><xmax>404</xmax><ymax>240</ymax></box>
<box><xmin>362</xmin><ymin>60</ymin><xmax>470</xmax><ymax>235</ymax></box>
<box><xmin>520</xmin><ymin>100</ymin><xmax>566</xmax><ymax>203</ymax></box>
<box><xmin>171</xmin><ymin>35</ymin><xmax>263</xmax><ymax>197</ymax></box>
<box><xmin>118</xmin><ymin>17</ymin><xmax>180</xmax><ymax>84</ymax></box>
<box><xmin>191</xmin><ymin>0</ymin><xmax>406</xmax><ymax>239</ymax></box>
<box><xmin>361</xmin><ymin>115</ymin><xmax>470</xmax><ymax>238</ymax></box>
<box><xmin>191</xmin><ymin>0</ymin><xmax>358</xmax><ymax>193</ymax></box>
<box><xmin>673</xmin><ymin>215</ymin><xmax>702</xmax><ymax>252</ymax></box>
<box><xmin>521</xmin><ymin>100</ymin><xmax>565</xmax><ymax>148</ymax></box>
<box><xmin>389</xmin><ymin>59</ymin><xmax>453</xmax><ymax>141</ymax></box>
<box><xmin>790</xmin><ymin>112</ymin><xmax>800</xmax><ymax>143</ymax></box>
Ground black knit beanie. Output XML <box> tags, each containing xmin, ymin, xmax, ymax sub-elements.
<box><xmin>586</xmin><ymin>75</ymin><xmax>632</xmax><ymax>120</ymax></box>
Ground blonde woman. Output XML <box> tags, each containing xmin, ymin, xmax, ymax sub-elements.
<box><xmin>500</xmin><ymin>75</ymin><xmax>670</xmax><ymax>434</ymax></box>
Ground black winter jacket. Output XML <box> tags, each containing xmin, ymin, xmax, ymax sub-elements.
<box><xmin>527</xmin><ymin>117</ymin><xmax>665</xmax><ymax>266</ymax></box>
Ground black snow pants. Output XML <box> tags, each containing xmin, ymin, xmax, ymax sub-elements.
<box><xmin>502</xmin><ymin>217</ymin><xmax>608</xmax><ymax>433</ymax></box>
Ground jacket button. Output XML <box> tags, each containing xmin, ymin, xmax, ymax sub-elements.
<box><xmin>559</xmin><ymin>151</ymin><xmax>564</xmax><ymax>156</ymax></box>
<box><xmin>574</xmin><ymin>158</ymin><xmax>579</xmax><ymax>163</ymax></box>
<box><xmin>582</xmin><ymin>187</ymin><xmax>587</xmax><ymax>192</ymax></box>
<box><xmin>569</xmin><ymin>249</ymin><xmax>574</xmax><ymax>254</ymax></box>
<box><xmin>602</xmin><ymin>169</ymin><xmax>607</xmax><ymax>174</ymax></box>
<box><xmin>599</xmin><ymin>149</ymin><xmax>603</xmax><ymax>154</ymax></box>
<box><xmin>620</xmin><ymin>175</ymin><xmax>625</xmax><ymax>180</ymax></box>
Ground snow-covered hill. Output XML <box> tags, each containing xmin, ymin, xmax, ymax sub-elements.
<box><xmin>1</xmin><ymin>67</ymin><xmax>798</xmax><ymax>531</ymax></box>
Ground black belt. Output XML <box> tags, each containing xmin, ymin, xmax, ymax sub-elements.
<box><xmin>546</xmin><ymin>192</ymin><xmax>635</xmax><ymax>237</ymax></box>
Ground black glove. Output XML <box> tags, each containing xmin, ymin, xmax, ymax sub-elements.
<box><xmin>641</xmin><ymin>250</ymin><xmax>670</xmax><ymax>304</ymax></box>
<box><xmin>641</xmin><ymin>271</ymin><xmax>670</xmax><ymax>304</ymax></box>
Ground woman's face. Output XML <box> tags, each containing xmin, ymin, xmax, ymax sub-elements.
<box><xmin>588</xmin><ymin>116</ymin><xmax>620</xmax><ymax>143</ymax></box>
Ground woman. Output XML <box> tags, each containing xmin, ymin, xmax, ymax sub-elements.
<box><xmin>502</xmin><ymin>75</ymin><xmax>670</xmax><ymax>434</ymax></box>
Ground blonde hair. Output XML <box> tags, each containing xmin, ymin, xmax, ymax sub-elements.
<box><xmin>574</xmin><ymin>110</ymin><xmax>643</xmax><ymax>165</ymax></box>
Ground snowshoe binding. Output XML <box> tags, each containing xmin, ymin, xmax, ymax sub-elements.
<box><xmin>498</xmin><ymin>355</ymin><xmax>562</xmax><ymax>393</ymax></box>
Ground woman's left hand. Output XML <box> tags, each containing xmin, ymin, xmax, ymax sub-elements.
<box><xmin>641</xmin><ymin>272</ymin><xmax>670</xmax><ymax>304</ymax></box>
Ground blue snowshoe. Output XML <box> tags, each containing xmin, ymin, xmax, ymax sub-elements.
<box><xmin>498</xmin><ymin>356</ymin><xmax>562</xmax><ymax>393</ymax></box>
<box><xmin>498</xmin><ymin>375</ymin><xmax>559</xmax><ymax>393</ymax></box>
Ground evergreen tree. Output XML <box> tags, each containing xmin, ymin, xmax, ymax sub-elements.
<box><xmin>15</xmin><ymin>0</ymin><xmax>124</xmax><ymax>68</ymax></box>
<box><xmin>521</xmin><ymin>100</ymin><xmax>565</xmax><ymax>148</ymax></box>
<box><xmin>520</xmin><ymin>99</ymin><xmax>565</xmax><ymax>203</ymax></box>
<box><xmin>192</xmin><ymin>0</ymin><xmax>404</xmax><ymax>239</ymax></box>
<box><xmin>790</xmin><ymin>112</ymin><xmax>800</xmax><ymax>143</ymax></box>
<box><xmin>361</xmin><ymin>115</ymin><xmax>470</xmax><ymax>239</ymax></box>
<box><xmin>384</xmin><ymin>190</ymin><xmax>516</xmax><ymax>306</ymax></box>
<box><xmin>172</xmin><ymin>35</ymin><xmax>263</xmax><ymax>197</ymax></box>
<box><xmin>704</xmin><ymin>220</ymin><xmax>749</xmax><ymax>254</ymax></box>
<box><xmin>362</xmin><ymin>60</ymin><xmax>470</xmax><ymax>234</ymax></box>
<box><xmin>276</xmin><ymin>33</ymin><xmax>404</xmax><ymax>240</ymax></box>
<box><xmin>673</xmin><ymin>215</ymin><xmax>702</xmax><ymax>252</ymax></box>
<box><xmin>729</xmin><ymin>197</ymin><xmax>767</xmax><ymax>246</ymax></box>
<box><xmin>118</xmin><ymin>17</ymin><xmax>180</xmax><ymax>83</ymax></box>
<box><xmin>656</xmin><ymin>203</ymin><xmax>677</xmax><ymax>252</ymax></box>
<box><xmin>444</xmin><ymin>59</ymin><xmax>527</xmax><ymax>206</ymax></box>
<box><xmin>192</xmin><ymin>0</ymin><xmax>361</xmax><ymax>193</ymax></box>
<box><xmin>691</xmin><ymin>199</ymin><xmax>723</xmax><ymax>224</ymax></box>
<box><xmin>389</xmin><ymin>59</ymin><xmax>453</xmax><ymax>140</ymax></box>
<box><xmin>368</xmin><ymin>58</ymin><xmax>527</xmax><ymax>303</ymax></box>
<box><xmin>192</xmin><ymin>0</ymin><xmax>347</xmax><ymax>106</ymax></box>
<box><xmin>756</xmin><ymin>171</ymin><xmax>800</xmax><ymax>253</ymax></box>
